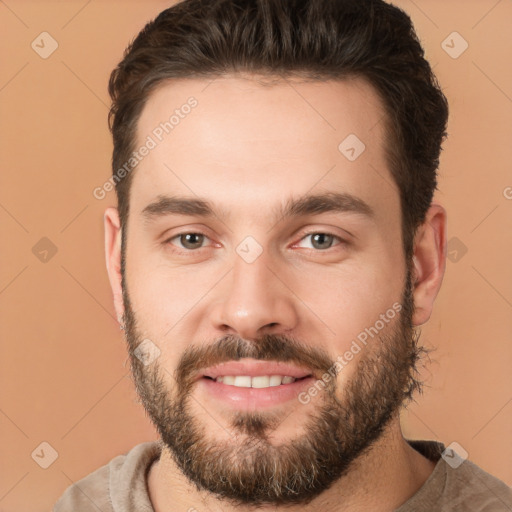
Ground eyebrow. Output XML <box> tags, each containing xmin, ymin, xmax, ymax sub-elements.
<box><xmin>141</xmin><ymin>191</ymin><xmax>374</xmax><ymax>225</ymax></box>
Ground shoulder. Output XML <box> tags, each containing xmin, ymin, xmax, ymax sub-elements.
<box><xmin>443</xmin><ymin>457</ymin><xmax>512</xmax><ymax>511</ymax></box>
<box><xmin>53</xmin><ymin>441</ymin><xmax>161</xmax><ymax>512</ymax></box>
<box><xmin>400</xmin><ymin>440</ymin><xmax>512</xmax><ymax>511</ymax></box>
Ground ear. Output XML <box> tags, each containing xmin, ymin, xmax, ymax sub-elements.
<box><xmin>104</xmin><ymin>207</ymin><xmax>124</xmax><ymax>325</ymax></box>
<box><xmin>411</xmin><ymin>203</ymin><xmax>447</xmax><ymax>326</ymax></box>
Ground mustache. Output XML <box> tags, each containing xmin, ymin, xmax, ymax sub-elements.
<box><xmin>175</xmin><ymin>333</ymin><xmax>335</xmax><ymax>393</ymax></box>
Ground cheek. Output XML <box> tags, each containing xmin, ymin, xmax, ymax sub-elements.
<box><xmin>124</xmin><ymin>232</ymin><xmax>207</xmax><ymax>325</ymax></box>
<box><xmin>124</xmin><ymin>245</ymin><xmax>224</xmax><ymax>368</ymax></box>
<box><xmin>290</xmin><ymin>255</ymin><xmax>404</xmax><ymax>354</ymax></box>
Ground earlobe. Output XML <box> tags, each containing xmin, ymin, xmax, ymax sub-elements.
<box><xmin>411</xmin><ymin>203</ymin><xmax>447</xmax><ymax>326</ymax></box>
<box><xmin>104</xmin><ymin>207</ymin><xmax>125</xmax><ymax>325</ymax></box>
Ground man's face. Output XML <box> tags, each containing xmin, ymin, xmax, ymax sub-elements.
<box><xmin>119</xmin><ymin>75</ymin><xmax>422</xmax><ymax>505</ymax></box>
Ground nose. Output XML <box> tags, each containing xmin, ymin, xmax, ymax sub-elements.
<box><xmin>211</xmin><ymin>252</ymin><xmax>299</xmax><ymax>340</ymax></box>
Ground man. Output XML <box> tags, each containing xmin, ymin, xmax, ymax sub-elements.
<box><xmin>54</xmin><ymin>0</ymin><xmax>512</xmax><ymax>510</ymax></box>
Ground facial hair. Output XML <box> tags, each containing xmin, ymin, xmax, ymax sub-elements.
<box><xmin>121</xmin><ymin>270</ymin><xmax>425</xmax><ymax>507</ymax></box>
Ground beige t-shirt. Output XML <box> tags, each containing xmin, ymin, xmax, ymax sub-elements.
<box><xmin>53</xmin><ymin>439</ymin><xmax>512</xmax><ymax>511</ymax></box>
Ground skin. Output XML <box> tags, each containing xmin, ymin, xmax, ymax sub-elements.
<box><xmin>104</xmin><ymin>75</ymin><xmax>447</xmax><ymax>511</ymax></box>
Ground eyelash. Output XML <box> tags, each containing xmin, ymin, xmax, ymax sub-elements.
<box><xmin>164</xmin><ymin>231</ymin><xmax>346</xmax><ymax>255</ymax></box>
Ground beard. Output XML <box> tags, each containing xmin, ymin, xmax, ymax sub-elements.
<box><xmin>121</xmin><ymin>268</ymin><xmax>425</xmax><ymax>507</ymax></box>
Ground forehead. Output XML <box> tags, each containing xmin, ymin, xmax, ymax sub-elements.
<box><xmin>130</xmin><ymin>75</ymin><xmax>398</xmax><ymax>224</ymax></box>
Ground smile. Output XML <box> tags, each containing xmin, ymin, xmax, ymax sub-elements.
<box><xmin>205</xmin><ymin>375</ymin><xmax>309</xmax><ymax>388</ymax></box>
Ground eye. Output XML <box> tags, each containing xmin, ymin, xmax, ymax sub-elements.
<box><xmin>296</xmin><ymin>232</ymin><xmax>343</xmax><ymax>251</ymax></box>
<box><xmin>168</xmin><ymin>232</ymin><xmax>209</xmax><ymax>250</ymax></box>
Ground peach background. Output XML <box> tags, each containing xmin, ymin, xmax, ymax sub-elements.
<box><xmin>1</xmin><ymin>1</ymin><xmax>511</xmax><ymax>510</ymax></box>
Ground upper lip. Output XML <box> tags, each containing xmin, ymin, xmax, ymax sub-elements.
<box><xmin>200</xmin><ymin>359</ymin><xmax>314</xmax><ymax>380</ymax></box>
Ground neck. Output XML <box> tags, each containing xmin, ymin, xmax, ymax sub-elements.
<box><xmin>147</xmin><ymin>417</ymin><xmax>436</xmax><ymax>512</ymax></box>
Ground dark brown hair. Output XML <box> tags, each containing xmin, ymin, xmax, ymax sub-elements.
<box><xmin>108</xmin><ymin>0</ymin><xmax>448</xmax><ymax>260</ymax></box>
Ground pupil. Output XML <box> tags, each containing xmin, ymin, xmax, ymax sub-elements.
<box><xmin>312</xmin><ymin>233</ymin><xmax>332</xmax><ymax>249</ymax></box>
<box><xmin>182</xmin><ymin>233</ymin><xmax>203</xmax><ymax>249</ymax></box>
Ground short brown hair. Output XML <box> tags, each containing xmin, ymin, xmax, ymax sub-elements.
<box><xmin>108</xmin><ymin>0</ymin><xmax>448</xmax><ymax>260</ymax></box>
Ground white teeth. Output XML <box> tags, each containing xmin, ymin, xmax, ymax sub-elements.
<box><xmin>251</xmin><ymin>376</ymin><xmax>270</xmax><ymax>388</ymax></box>
<box><xmin>214</xmin><ymin>375</ymin><xmax>298</xmax><ymax>388</ymax></box>
<box><xmin>233</xmin><ymin>376</ymin><xmax>252</xmax><ymax>388</ymax></box>
<box><xmin>269</xmin><ymin>375</ymin><xmax>283</xmax><ymax>387</ymax></box>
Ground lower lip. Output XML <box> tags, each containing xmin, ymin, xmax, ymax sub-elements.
<box><xmin>199</xmin><ymin>376</ymin><xmax>315</xmax><ymax>409</ymax></box>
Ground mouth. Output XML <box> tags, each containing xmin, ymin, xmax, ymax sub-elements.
<box><xmin>196</xmin><ymin>359</ymin><xmax>317</xmax><ymax>409</ymax></box>
<box><xmin>200</xmin><ymin>359</ymin><xmax>314</xmax><ymax>383</ymax></box>
<box><xmin>203</xmin><ymin>374</ymin><xmax>311</xmax><ymax>388</ymax></box>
